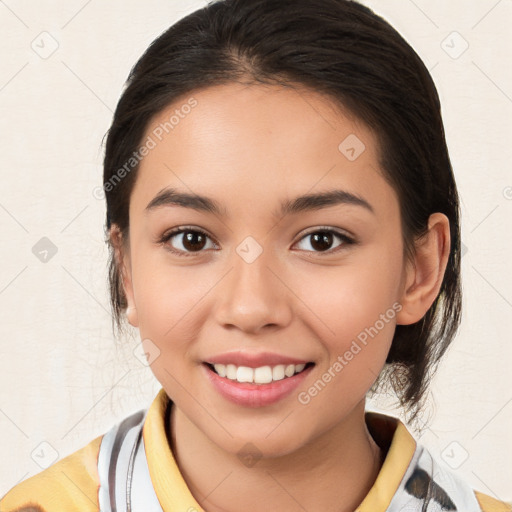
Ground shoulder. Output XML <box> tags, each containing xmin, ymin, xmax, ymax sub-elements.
<box><xmin>363</xmin><ymin>411</ymin><xmax>511</xmax><ymax>512</ymax></box>
<box><xmin>0</xmin><ymin>435</ymin><xmax>102</xmax><ymax>512</ymax></box>
<box><xmin>474</xmin><ymin>490</ymin><xmax>512</xmax><ymax>512</ymax></box>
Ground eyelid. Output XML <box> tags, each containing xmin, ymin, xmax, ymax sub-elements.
<box><xmin>296</xmin><ymin>225</ymin><xmax>355</xmax><ymax>241</ymax></box>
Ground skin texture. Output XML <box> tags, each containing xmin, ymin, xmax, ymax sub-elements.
<box><xmin>111</xmin><ymin>82</ymin><xmax>450</xmax><ymax>512</ymax></box>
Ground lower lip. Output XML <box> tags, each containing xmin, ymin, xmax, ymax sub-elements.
<box><xmin>203</xmin><ymin>364</ymin><xmax>314</xmax><ymax>407</ymax></box>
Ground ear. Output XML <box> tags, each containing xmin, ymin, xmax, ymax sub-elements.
<box><xmin>110</xmin><ymin>224</ymin><xmax>139</xmax><ymax>328</ymax></box>
<box><xmin>396</xmin><ymin>213</ymin><xmax>451</xmax><ymax>326</ymax></box>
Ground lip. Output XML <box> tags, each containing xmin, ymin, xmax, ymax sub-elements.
<box><xmin>205</xmin><ymin>350</ymin><xmax>310</xmax><ymax>368</ymax></box>
<box><xmin>202</xmin><ymin>362</ymin><xmax>314</xmax><ymax>408</ymax></box>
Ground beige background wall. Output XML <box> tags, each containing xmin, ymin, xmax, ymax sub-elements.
<box><xmin>1</xmin><ymin>0</ymin><xmax>511</xmax><ymax>502</ymax></box>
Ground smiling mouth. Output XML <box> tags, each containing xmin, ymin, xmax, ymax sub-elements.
<box><xmin>204</xmin><ymin>362</ymin><xmax>315</xmax><ymax>385</ymax></box>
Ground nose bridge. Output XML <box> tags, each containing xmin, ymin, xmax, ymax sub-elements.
<box><xmin>214</xmin><ymin>237</ymin><xmax>291</xmax><ymax>331</ymax></box>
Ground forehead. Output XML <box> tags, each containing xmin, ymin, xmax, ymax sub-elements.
<box><xmin>130</xmin><ymin>82</ymin><xmax>396</xmax><ymax>220</ymax></box>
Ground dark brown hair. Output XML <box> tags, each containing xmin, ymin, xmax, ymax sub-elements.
<box><xmin>102</xmin><ymin>0</ymin><xmax>462</xmax><ymax>425</ymax></box>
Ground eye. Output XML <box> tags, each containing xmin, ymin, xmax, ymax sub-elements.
<box><xmin>158</xmin><ymin>227</ymin><xmax>217</xmax><ymax>257</ymax></box>
<box><xmin>158</xmin><ymin>226</ymin><xmax>355</xmax><ymax>257</ymax></box>
<box><xmin>294</xmin><ymin>228</ymin><xmax>355</xmax><ymax>254</ymax></box>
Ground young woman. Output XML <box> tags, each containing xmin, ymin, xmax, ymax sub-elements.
<box><xmin>2</xmin><ymin>0</ymin><xmax>510</xmax><ymax>511</ymax></box>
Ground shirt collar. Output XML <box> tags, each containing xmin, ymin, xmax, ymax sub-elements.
<box><xmin>143</xmin><ymin>388</ymin><xmax>417</xmax><ymax>512</ymax></box>
<box><xmin>356</xmin><ymin>411</ymin><xmax>417</xmax><ymax>511</ymax></box>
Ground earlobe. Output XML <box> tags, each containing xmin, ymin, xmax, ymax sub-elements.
<box><xmin>110</xmin><ymin>225</ymin><xmax>139</xmax><ymax>328</ymax></box>
<box><xmin>396</xmin><ymin>213</ymin><xmax>451</xmax><ymax>326</ymax></box>
<box><xmin>125</xmin><ymin>305</ymin><xmax>138</xmax><ymax>327</ymax></box>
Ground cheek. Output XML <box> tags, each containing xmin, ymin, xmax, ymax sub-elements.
<box><xmin>132</xmin><ymin>252</ymin><xmax>212</xmax><ymax>339</ymax></box>
<box><xmin>295</xmin><ymin>251</ymin><xmax>403</xmax><ymax>343</ymax></box>
<box><xmin>290</xmin><ymin>248</ymin><xmax>402</xmax><ymax>404</ymax></box>
<box><xmin>129</xmin><ymin>263</ymin><xmax>203</xmax><ymax>382</ymax></box>
<box><xmin>132</xmin><ymin>266</ymin><xmax>207</xmax><ymax>399</ymax></box>
<box><xmin>294</xmin><ymin>265</ymin><xmax>399</xmax><ymax>416</ymax></box>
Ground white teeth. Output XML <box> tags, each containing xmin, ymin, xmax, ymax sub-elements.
<box><xmin>254</xmin><ymin>366</ymin><xmax>273</xmax><ymax>384</ymax></box>
<box><xmin>236</xmin><ymin>366</ymin><xmax>254</xmax><ymax>383</ymax></box>
<box><xmin>284</xmin><ymin>364</ymin><xmax>295</xmax><ymax>377</ymax></box>
<box><xmin>214</xmin><ymin>363</ymin><xmax>226</xmax><ymax>377</ymax></box>
<box><xmin>226</xmin><ymin>364</ymin><xmax>237</xmax><ymax>380</ymax></box>
<box><xmin>211</xmin><ymin>362</ymin><xmax>309</xmax><ymax>384</ymax></box>
<box><xmin>272</xmin><ymin>365</ymin><xmax>285</xmax><ymax>381</ymax></box>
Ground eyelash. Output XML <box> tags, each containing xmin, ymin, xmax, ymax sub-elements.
<box><xmin>157</xmin><ymin>226</ymin><xmax>356</xmax><ymax>258</ymax></box>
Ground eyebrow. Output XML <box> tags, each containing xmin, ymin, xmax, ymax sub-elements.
<box><xmin>144</xmin><ymin>187</ymin><xmax>375</xmax><ymax>218</ymax></box>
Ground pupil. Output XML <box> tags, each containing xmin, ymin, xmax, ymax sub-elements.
<box><xmin>184</xmin><ymin>231</ymin><xmax>206</xmax><ymax>251</ymax></box>
<box><xmin>311</xmin><ymin>232</ymin><xmax>332</xmax><ymax>252</ymax></box>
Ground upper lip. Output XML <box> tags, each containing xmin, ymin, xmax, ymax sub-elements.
<box><xmin>205</xmin><ymin>351</ymin><xmax>312</xmax><ymax>368</ymax></box>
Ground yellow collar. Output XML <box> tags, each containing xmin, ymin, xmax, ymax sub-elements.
<box><xmin>143</xmin><ymin>388</ymin><xmax>416</xmax><ymax>512</ymax></box>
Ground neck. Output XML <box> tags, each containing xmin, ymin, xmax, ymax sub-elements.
<box><xmin>169</xmin><ymin>400</ymin><xmax>384</xmax><ymax>512</ymax></box>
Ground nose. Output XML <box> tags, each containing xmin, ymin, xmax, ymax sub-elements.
<box><xmin>213</xmin><ymin>245</ymin><xmax>293</xmax><ymax>334</ymax></box>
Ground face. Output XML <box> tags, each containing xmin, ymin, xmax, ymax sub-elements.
<box><xmin>117</xmin><ymin>82</ymin><xmax>413</xmax><ymax>457</ymax></box>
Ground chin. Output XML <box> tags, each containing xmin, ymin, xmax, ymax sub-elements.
<box><xmin>216</xmin><ymin>419</ymin><xmax>315</xmax><ymax>461</ymax></box>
